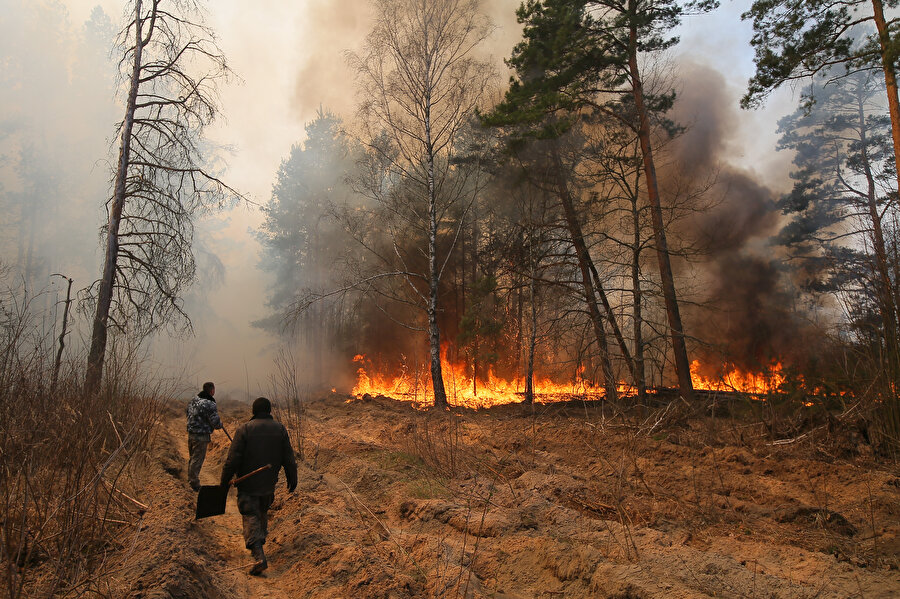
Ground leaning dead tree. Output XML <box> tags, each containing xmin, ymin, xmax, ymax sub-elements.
<box><xmin>348</xmin><ymin>0</ymin><xmax>495</xmax><ymax>408</ymax></box>
<box><xmin>51</xmin><ymin>273</ymin><xmax>73</xmax><ymax>392</ymax></box>
<box><xmin>84</xmin><ymin>0</ymin><xmax>240</xmax><ymax>392</ymax></box>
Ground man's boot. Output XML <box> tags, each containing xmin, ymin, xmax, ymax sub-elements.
<box><xmin>249</xmin><ymin>543</ymin><xmax>267</xmax><ymax>576</ymax></box>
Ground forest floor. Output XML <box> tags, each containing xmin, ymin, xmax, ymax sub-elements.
<box><xmin>112</xmin><ymin>393</ymin><xmax>899</xmax><ymax>599</ymax></box>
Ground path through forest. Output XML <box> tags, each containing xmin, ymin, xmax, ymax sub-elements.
<box><xmin>123</xmin><ymin>394</ymin><xmax>900</xmax><ymax>599</ymax></box>
<box><xmin>171</xmin><ymin>409</ymin><xmax>295</xmax><ymax>598</ymax></box>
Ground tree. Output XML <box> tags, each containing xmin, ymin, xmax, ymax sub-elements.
<box><xmin>777</xmin><ymin>71</ymin><xmax>897</xmax><ymax>352</ymax></box>
<box><xmin>256</xmin><ymin>110</ymin><xmax>361</xmax><ymax>386</ymax></box>
<box><xmin>84</xmin><ymin>0</ymin><xmax>241</xmax><ymax>392</ymax></box>
<box><xmin>742</xmin><ymin>0</ymin><xmax>900</xmax><ymax>198</ymax></box>
<box><xmin>775</xmin><ymin>69</ymin><xmax>900</xmax><ymax>449</ymax></box>
<box><xmin>484</xmin><ymin>0</ymin><xmax>711</xmax><ymax>400</ymax></box>
<box><xmin>348</xmin><ymin>0</ymin><xmax>495</xmax><ymax>408</ymax></box>
<box><xmin>580</xmin><ymin>117</ymin><xmax>654</xmax><ymax>402</ymax></box>
<box><xmin>0</xmin><ymin>1</ymin><xmax>72</xmax><ymax>290</ymax></box>
<box><xmin>0</xmin><ymin>2</ymin><xmax>117</xmax><ymax>322</ymax></box>
<box><xmin>457</xmin><ymin>275</ymin><xmax>504</xmax><ymax>395</ymax></box>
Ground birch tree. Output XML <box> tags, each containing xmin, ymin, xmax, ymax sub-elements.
<box><xmin>84</xmin><ymin>0</ymin><xmax>240</xmax><ymax>392</ymax></box>
<box><xmin>349</xmin><ymin>0</ymin><xmax>494</xmax><ymax>408</ymax></box>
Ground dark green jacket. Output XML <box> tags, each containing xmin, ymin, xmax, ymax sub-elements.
<box><xmin>220</xmin><ymin>414</ymin><xmax>298</xmax><ymax>495</ymax></box>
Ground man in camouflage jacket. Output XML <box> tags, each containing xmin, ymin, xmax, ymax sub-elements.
<box><xmin>186</xmin><ymin>381</ymin><xmax>223</xmax><ymax>491</ymax></box>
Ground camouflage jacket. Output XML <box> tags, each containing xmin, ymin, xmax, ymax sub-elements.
<box><xmin>186</xmin><ymin>392</ymin><xmax>223</xmax><ymax>435</ymax></box>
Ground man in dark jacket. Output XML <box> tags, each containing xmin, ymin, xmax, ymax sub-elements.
<box><xmin>186</xmin><ymin>381</ymin><xmax>224</xmax><ymax>491</ymax></box>
<box><xmin>220</xmin><ymin>396</ymin><xmax>298</xmax><ymax>576</ymax></box>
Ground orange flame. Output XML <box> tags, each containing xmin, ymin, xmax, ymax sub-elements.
<box><xmin>352</xmin><ymin>354</ymin><xmax>787</xmax><ymax>407</ymax></box>
<box><xmin>689</xmin><ymin>360</ymin><xmax>785</xmax><ymax>395</ymax></box>
<box><xmin>351</xmin><ymin>352</ymin><xmax>609</xmax><ymax>408</ymax></box>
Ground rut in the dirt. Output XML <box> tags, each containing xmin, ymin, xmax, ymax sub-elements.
<box><xmin>124</xmin><ymin>396</ymin><xmax>899</xmax><ymax>599</ymax></box>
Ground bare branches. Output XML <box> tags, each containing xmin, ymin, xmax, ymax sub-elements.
<box><xmin>87</xmin><ymin>0</ymin><xmax>242</xmax><ymax>389</ymax></box>
<box><xmin>342</xmin><ymin>0</ymin><xmax>500</xmax><ymax>405</ymax></box>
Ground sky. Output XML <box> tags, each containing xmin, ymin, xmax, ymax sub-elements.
<box><xmin>5</xmin><ymin>0</ymin><xmax>796</xmax><ymax>399</ymax></box>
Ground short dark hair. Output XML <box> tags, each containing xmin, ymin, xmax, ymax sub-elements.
<box><xmin>202</xmin><ymin>381</ymin><xmax>215</xmax><ymax>394</ymax></box>
<box><xmin>252</xmin><ymin>397</ymin><xmax>271</xmax><ymax>416</ymax></box>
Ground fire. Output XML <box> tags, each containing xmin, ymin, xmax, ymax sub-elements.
<box><xmin>351</xmin><ymin>354</ymin><xmax>788</xmax><ymax>407</ymax></box>
<box><xmin>690</xmin><ymin>360</ymin><xmax>785</xmax><ymax>395</ymax></box>
<box><xmin>351</xmin><ymin>352</ymin><xmax>606</xmax><ymax>408</ymax></box>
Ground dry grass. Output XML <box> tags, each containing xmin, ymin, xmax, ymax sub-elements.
<box><xmin>0</xmin><ymin>279</ymin><xmax>161</xmax><ymax>598</ymax></box>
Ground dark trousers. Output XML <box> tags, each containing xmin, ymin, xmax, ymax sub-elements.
<box><xmin>187</xmin><ymin>433</ymin><xmax>210</xmax><ymax>489</ymax></box>
<box><xmin>237</xmin><ymin>493</ymin><xmax>275</xmax><ymax>548</ymax></box>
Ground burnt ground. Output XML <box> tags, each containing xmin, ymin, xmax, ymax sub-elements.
<box><xmin>110</xmin><ymin>394</ymin><xmax>899</xmax><ymax>598</ymax></box>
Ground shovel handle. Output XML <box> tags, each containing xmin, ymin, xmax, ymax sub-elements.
<box><xmin>229</xmin><ymin>464</ymin><xmax>272</xmax><ymax>486</ymax></box>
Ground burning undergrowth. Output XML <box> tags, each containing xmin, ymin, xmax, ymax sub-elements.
<box><xmin>291</xmin><ymin>63</ymin><xmax>854</xmax><ymax>415</ymax></box>
<box><xmin>668</xmin><ymin>65</ymin><xmax>825</xmax><ymax>378</ymax></box>
<box><xmin>351</xmin><ymin>350</ymin><xmax>810</xmax><ymax>409</ymax></box>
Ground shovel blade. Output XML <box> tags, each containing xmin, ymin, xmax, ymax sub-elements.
<box><xmin>195</xmin><ymin>484</ymin><xmax>228</xmax><ymax>519</ymax></box>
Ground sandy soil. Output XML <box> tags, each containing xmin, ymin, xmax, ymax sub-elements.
<box><xmin>115</xmin><ymin>394</ymin><xmax>899</xmax><ymax>598</ymax></box>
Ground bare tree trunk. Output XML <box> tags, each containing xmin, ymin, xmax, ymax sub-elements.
<box><xmin>627</xmin><ymin>10</ymin><xmax>694</xmax><ymax>401</ymax></box>
<box><xmin>873</xmin><ymin>0</ymin><xmax>900</xmax><ymax>206</ymax></box>
<box><xmin>472</xmin><ymin>197</ymin><xmax>481</xmax><ymax>394</ymax></box>
<box><xmin>312</xmin><ymin>223</ymin><xmax>325</xmax><ymax>389</ymax></box>
<box><xmin>515</xmin><ymin>266</ymin><xmax>524</xmax><ymax>381</ymax></box>
<box><xmin>85</xmin><ymin>0</ymin><xmax>148</xmax><ymax>393</ymax></box>
<box><xmin>52</xmin><ymin>275</ymin><xmax>73</xmax><ymax>392</ymax></box>
<box><xmin>588</xmin><ymin>261</ymin><xmax>636</xmax><ymax>381</ymax></box>
<box><xmin>426</xmin><ymin>92</ymin><xmax>448</xmax><ymax>408</ymax></box>
<box><xmin>630</xmin><ymin>167</ymin><xmax>647</xmax><ymax>404</ymax></box>
<box><xmin>524</xmin><ymin>250</ymin><xmax>538</xmax><ymax>405</ymax></box>
<box><xmin>855</xmin><ymin>74</ymin><xmax>900</xmax><ymax>445</ymax></box>
<box><xmin>24</xmin><ymin>204</ymin><xmax>36</xmax><ymax>288</ymax></box>
<box><xmin>857</xmin><ymin>85</ymin><xmax>898</xmax><ymax>352</ymax></box>
<box><xmin>551</xmin><ymin>145</ymin><xmax>618</xmax><ymax>401</ymax></box>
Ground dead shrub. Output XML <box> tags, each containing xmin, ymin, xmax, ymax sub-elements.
<box><xmin>269</xmin><ymin>349</ymin><xmax>308</xmax><ymax>460</ymax></box>
<box><xmin>0</xmin><ymin>278</ymin><xmax>160</xmax><ymax>598</ymax></box>
<box><xmin>406</xmin><ymin>409</ymin><xmax>469</xmax><ymax>479</ymax></box>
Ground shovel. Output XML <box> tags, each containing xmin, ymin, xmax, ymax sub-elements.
<box><xmin>195</xmin><ymin>464</ymin><xmax>271</xmax><ymax>520</ymax></box>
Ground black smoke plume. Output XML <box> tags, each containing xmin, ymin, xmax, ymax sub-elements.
<box><xmin>666</xmin><ymin>64</ymin><xmax>815</xmax><ymax>374</ymax></box>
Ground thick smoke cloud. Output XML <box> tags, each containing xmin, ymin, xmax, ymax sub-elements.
<box><xmin>0</xmin><ymin>2</ymin><xmax>117</xmax><ymax>353</ymax></box>
<box><xmin>1</xmin><ymin>1</ymin><xmax>803</xmax><ymax>396</ymax></box>
<box><xmin>0</xmin><ymin>0</ymin><xmax>524</xmax><ymax>400</ymax></box>
<box><xmin>668</xmin><ymin>64</ymin><xmax>814</xmax><ymax>372</ymax></box>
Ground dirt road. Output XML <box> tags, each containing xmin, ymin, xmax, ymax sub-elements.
<box><xmin>121</xmin><ymin>395</ymin><xmax>900</xmax><ymax>598</ymax></box>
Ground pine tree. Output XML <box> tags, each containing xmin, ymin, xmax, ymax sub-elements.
<box><xmin>256</xmin><ymin>110</ymin><xmax>361</xmax><ymax>386</ymax></box>
<box><xmin>776</xmin><ymin>71</ymin><xmax>898</xmax><ymax>368</ymax></box>
<box><xmin>483</xmin><ymin>0</ymin><xmax>713</xmax><ymax>400</ymax></box>
<box><xmin>742</xmin><ymin>0</ymin><xmax>900</xmax><ymax>208</ymax></box>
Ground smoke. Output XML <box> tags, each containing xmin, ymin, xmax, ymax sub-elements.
<box><xmin>1</xmin><ymin>0</ymin><xmax>814</xmax><ymax>396</ymax></box>
<box><xmin>666</xmin><ymin>64</ymin><xmax>814</xmax><ymax>371</ymax></box>
<box><xmin>0</xmin><ymin>2</ymin><xmax>116</xmax><ymax>351</ymax></box>
<box><xmin>289</xmin><ymin>0</ymin><xmax>372</xmax><ymax>118</ymax></box>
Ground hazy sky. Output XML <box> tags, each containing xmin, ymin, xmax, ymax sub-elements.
<box><xmin>13</xmin><ymin>0</ymin><xmax>795</xmax><ymax>398</ymax></box>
